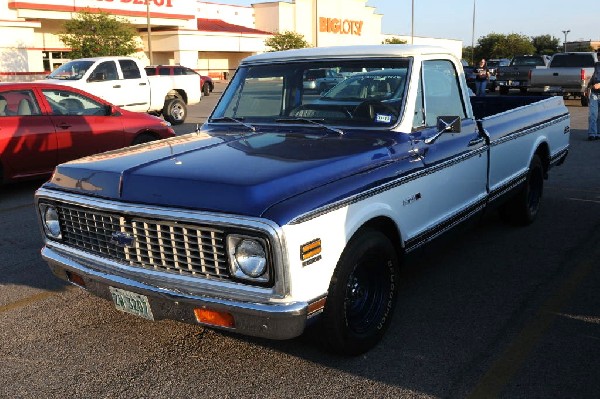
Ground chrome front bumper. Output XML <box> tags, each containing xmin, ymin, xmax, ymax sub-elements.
<box><xmin>42</xmin><ymin>245</ymin><xmax>310</xmax><ymax>340</ymax></box>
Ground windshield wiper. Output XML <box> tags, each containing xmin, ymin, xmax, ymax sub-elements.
<box><xmin>275</xmin><ymin>117</ymin><xmax>344</xmax><ymax>136</ymax></box>
<box><xmin>209</xmin><ymin>116</ymin><xmax>256</xmax><ymax>132</ymax></box>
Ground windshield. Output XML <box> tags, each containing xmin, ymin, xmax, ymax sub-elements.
<box><xmin>47</xmin><ymin>60</ymin><xmax>95</xmax><ymax>80</ymax></box>
<box><xmin>211</xmin><ymin>59</ymin><xmax>411</xmax><ymax>128</ymax></box>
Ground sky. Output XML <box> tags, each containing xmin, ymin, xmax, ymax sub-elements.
<box><xmin>204</xmin><ymin>0</ymin><xmax>599</xmax><ymax>46</ymax></box>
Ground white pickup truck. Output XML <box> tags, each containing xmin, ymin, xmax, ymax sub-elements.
<box><xmin>43</xmin><ymin>56</ymin><xmax>201</xmax><ymax>124</ymax></box>
<box><xmin>36</xmin><ymin>45</ymin><xmax>570</xmax><ymax>355</ymax></box>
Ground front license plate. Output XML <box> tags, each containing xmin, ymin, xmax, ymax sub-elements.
<box><xmin>109</xmin><ymin>286</ymin><xmax>154</xmax><ymax>320</ymax></box>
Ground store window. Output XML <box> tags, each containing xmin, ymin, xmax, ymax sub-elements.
<box><xmin>43</xmin><ymin>51</ymin><xmax>72</xmax><ymax>72</ymax></box>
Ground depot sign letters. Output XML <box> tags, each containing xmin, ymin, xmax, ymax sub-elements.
<box><xmin>97</xmin><ymin>0</ymin><xmax>173</xmax><ymax>6</ymax></box>
<box><xmin>319</xmin><ymin>17</ymin><xmax>363</xmax><ymax>36</ymax></box>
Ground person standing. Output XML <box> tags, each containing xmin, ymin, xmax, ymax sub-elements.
<box><xmin>474</xmin><ymin>59</ymin><xmax>489</xmax><ymax>97</ymax></box>
<box><xmin>586</xmin><ymin>62</ymin><xmax>600</xmax><ymax>141</ymax></box>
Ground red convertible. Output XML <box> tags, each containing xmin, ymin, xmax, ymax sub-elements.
<box><xmin>0</xmin><ymin>82</ymin><xmax>175</xmax><ymax>184</ymax></box>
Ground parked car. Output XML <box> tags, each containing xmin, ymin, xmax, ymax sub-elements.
<box><xmin>529</xmin><ymin>52</ymin><xmax>599</xmax><ymax>106</ymax></box>
<box><xmin>144</xmin><ymin>65</ymin><xmax>214</xmax><ymax>97</ymax></box>
<box><xmin>496</xmin><ymin>55</ymin><xmax>551</xmax><ymax>95</ymax></box>
<box><xmin>44</xmin><ymin>56</ymin><xmax>201</xmax><ymax>124</ymax></box>
<box><xmin>486</xmin><ymin>58</ymin><xmax>511</xmax><ymax>92</ymax></box>
<box><xmin>0</xmin><ymin>82</ymin><xmax>175</xmax><ymax>184</ymax></box>
<box><xmin>303</xmin><ymin>68</ymin><xmax>345</xmax><ymax>92</ymax></box>
<box><xmin>462</xmin><ymin>59</ymin><xmax>477</xmax><ymax>93</ymax></box>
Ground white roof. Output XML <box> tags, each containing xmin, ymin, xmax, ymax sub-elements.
<box><xmin>242</xmin><ymin>45</ymin><xmax>454</xmax><ymax>64</ymax></box>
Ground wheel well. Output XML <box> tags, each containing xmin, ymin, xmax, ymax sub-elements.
<box><xmin>534</xmin><ymin>142</ymin><xmax>550</xmax><ymax>178</ymax></box>
<box><xmin>354</xmin><ymin>216</ymin><xmax>403</xmax><ymax>258</ymax></box>
<box><xmin>166</xmin><ymin>89</ymin><xmax>188</xmax><ymax>104</ymax></box>
<box><xmin>133</xmin><ymin>131</ymin><xmax>159</xmax><ymax>144</ymax></box>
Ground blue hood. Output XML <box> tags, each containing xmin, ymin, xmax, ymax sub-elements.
<box><xmin>46</xmin><ymin>129</ymin><xmax>399</xmax><ymax>218</ymax></box>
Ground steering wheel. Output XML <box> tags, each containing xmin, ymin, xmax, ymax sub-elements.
<box><xmin>353</xmin><ymin>100</ymin><xmax>399</xmax><ymax>120</ymax></box>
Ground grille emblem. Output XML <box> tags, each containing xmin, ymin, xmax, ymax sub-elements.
<box><xmin>110</xmin><ymin>231</ymin><xmax>135</xmax><ymax>248</ymax></box>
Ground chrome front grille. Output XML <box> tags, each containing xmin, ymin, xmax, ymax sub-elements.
<box><xmin>55</xmin><ymin>204</ymin><xmax>230</xmax><ymax>280</ymax></box>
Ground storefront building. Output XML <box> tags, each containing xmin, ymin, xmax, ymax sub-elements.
<box><xmin>0</xmin><ymin>0</ymin><xmax>462</xmax><ymax>82</ymax></box>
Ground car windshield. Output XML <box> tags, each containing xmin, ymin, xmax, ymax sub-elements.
<box><xmin>211</xmin><ymin>59</ymin><xmax>410</xmax><ymax>128</ymax></box>
<box><xmin>47</xmin><ymin>60</ymin><xmax>95</xmax><ymax>80</ymax></box>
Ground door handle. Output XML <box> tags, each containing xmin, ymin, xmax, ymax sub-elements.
<box><xmin>113</xmin><ymin>85</ymin><xmax>122</xmax><ymax>88</ymax></box>
<box><xmin>57</xmin><ymin>123</ymin><xmax>72</xmax><ymax>129</ymax></box>
<box><xmin>139</xmin><ymin>82</ymin><xmax>147</xmax><ymax>86</ymax></box>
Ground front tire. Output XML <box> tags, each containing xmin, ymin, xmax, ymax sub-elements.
<box><xmin>320</xmin><ymin>230</ymin><xmax>399</xmax><ymax>355</ymax></box>
<box><xmin>202</xmin><ymin>82</ymin><xmax>211</xmax><ymax>96</ymax></box>
<box><xmin>162</xmin><ymin>98</ymin><xmax>187</xmax><ymax>125</ymax></box>
<box><xmin>499</xmin><ymin>154</ymin><xmax>544</xmax><ymax>225</ymax></box>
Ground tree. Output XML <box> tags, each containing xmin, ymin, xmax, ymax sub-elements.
<box><xmin>264</xmin><ymin>31</ymin><xmax>310</xmax><ymax>52</ymax></box>
<box><xmin>382</xmin><ymin>37</ymin><xmax>407</xmax><ymax>44</ymax></box>
<box><xmin>531</xmin><ymin>35</ymin><xmax>560</xmax><ymax>55</ymax></box>
<box><xmin>475</xmin><ymin>33</ymin><xmax>535</xmax><ymax>60</ymax></box>
<box><xmin>59</xmin><ymin>9</ymin><xmax>138</xmax><ymax>58</ymax></box>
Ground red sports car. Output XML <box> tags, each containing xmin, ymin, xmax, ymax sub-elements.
<box><xmin>0</xmin><ymin>82</ymin><xmax>176</xmax><ymax>184</ymax></box>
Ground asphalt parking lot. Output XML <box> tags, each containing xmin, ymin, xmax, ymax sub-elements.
<box><xmin>1</xmin><ymin>88</ymin><xmax>599</xmax><ymax>398</ymax></box>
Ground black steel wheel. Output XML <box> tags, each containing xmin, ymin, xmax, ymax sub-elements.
<box><xmin>321</xmin><ymin>229</ymin><xmax>399</xmax><ymax>355</ymax></box>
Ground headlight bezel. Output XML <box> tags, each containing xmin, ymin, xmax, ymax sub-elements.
<box><xmin>40</xmin><ymin>204</ymin><xmax>62</xmax><ymax>240</ymax></box>
<box><xmin>227</xmin><ymin>234</ymin><xmax>271</xmax><ymax>284</ymax></box>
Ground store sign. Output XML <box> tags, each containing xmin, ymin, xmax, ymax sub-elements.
<box><xmin>96</xmin><ymin>0</ymin><xmax>173</xmax><ymax>7</ymax></box>
<box><xmin>8</xmin><ymin>0</ymin><xmax>191</xmax><ymax>18</ymax></box>
<box><xmin>319</xmin><ymin>17</ymin><xmax>363</xmax><ymax>36</ymax></box>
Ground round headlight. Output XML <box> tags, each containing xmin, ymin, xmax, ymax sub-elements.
<box><xmin>43</xmin><ymin>206</ymin><xmax>62</xmax><ymax>238</ymax></box>
<box><xmin>234</xmin><ymin>239</ymin><xmax>267</xmax><ymax>278</ymax></box>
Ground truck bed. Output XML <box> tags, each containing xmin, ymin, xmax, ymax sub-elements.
<box><xmin>470</xmin><ymin>95</ymin><xmax>550</xmax><ymax>120</ymax></box>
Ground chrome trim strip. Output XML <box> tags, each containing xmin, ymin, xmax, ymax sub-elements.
<box><xmin>289</xmin><ymin>145</ymin><xmax>487</xmax><ymax>225</ymax></box>
<box><xmin>35</xmin><ymin>188</ymin><xmax>290</xmax><ymax>299</ymax></box>
<box><xmin>489</xmin><ymin>113</ymin><xmax>569</xmax><ymax>147</ymax></box>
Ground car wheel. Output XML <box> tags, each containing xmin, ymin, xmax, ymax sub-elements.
<box><xmin>203</xmin><ymin>82</ymin><xmax>210</xmax><ymax>96</ymax></box>
<box><xmin>132</xmin><ymin>133</ymin><xmax>158</xmax><ymax>145</ymax></box>
<box><xmin>162</xmin><ymin>98</ymin><xmax>186</xmax><ymax>125</ymax></box>
<box><xmin>320</xmin><ymin>229</ymin><xmax>399</xmax><ymax>356</ymax></box>
<box><xmin>499</xmin><ymin>154</ymin><xmax>544</xmax><ymax>225</ymax></box>
<box><xmin>499</xmin><ymin>86</ymin><xmax>509</xmax><ymax>95</ymax></box>
<box><xmin>581</xmin><ymin>96</ymin><xmax>589</xmax><ymax>107</ymax></box>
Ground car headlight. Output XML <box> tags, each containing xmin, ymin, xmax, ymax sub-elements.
<box><xmin>227</xmin><ymin>235</ymin><xmax>269</xmax><ymax>282</ymax></box>
<box><xmin>41</xmin><ymin>205</ymin><xmax>62</xmax><ymax>239</ymax></box>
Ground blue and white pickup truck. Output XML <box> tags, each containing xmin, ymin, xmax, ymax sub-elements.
<box><xmin>35</xmin><ymin>45</ymin><xmax>570</xmax><ymax>355</ymax></box>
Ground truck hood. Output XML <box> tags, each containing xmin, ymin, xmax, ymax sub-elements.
<box><xmin>46</xmin><ymin>129</ymin><xmax>397</xmax><ymax>217</ymax></box>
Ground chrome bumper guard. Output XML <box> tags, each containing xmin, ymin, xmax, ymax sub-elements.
<box><xmin>42</xmin><ymin>246</ymin><xmax>309</xmax><ymax>340</ymax></box>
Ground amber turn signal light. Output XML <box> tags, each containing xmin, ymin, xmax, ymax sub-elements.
<box><xmin>301</xmin><ymin>238</ymin><xmax>321</xmax><ymax>261</ymax></box>
<box><xmin>194</xmin><ymin>308</ymin><xmax>235</xmax><ymax>328</ymax></box>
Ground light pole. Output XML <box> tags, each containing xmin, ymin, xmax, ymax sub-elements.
<box><xmin>471</xmin><ymin>0</ymin><xmax>476</xmax><ymax>65</ymax></box>
<box><xmin>146</xmin><ymin>1</ymin><xmax>153</xmax><ymax>64</ymax></box>
<box><xmin>411</xmin><ymin>0</ymin><xmax>414</xmax><ymax>44</ymax></box>
<box><xmin>562</xmin><ymin>30</ymin><xmax>570</xmax><ymax>52</ymax></box>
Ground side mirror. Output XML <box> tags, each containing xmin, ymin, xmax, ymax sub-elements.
<box><xmin>424</xmin><ymin>115</ymin><xmax>462</xmax><ymax>144</ymax></box>
<box><xmin>104</xmin><ymin>105</ymin><xmax>118</xmax><ymax>116</ymax></box>
<box><xmin>89</xmin><ymin>72</ymin><xmax>105</xmax><ymax>82</ymax></box>
<box><xmin>437</xmin><ymin>115</ymin><xmax>461</xmax><ymax>133</ymax></box>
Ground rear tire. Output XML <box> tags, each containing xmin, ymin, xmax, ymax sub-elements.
<box><xmin>581</xmin><ymin>96</ymin><xmax>589</xmax><ymax>107</ymax></box>
<box><xmin>202</xmin><ymin>82</ymin><xmax>211</xmax><ymax>96</ymax></box>
<box><xmin>162</xmin><ymin>98</ymin><xmax>187</xmax><ymax>125</ymax></box>
<box><xmin>499</xmin><ymin>154</ymin><xmax>544</xmax><ymax>225</ymax></box>
<box><xmin>320</xmin><ymin>229</ymin><xmax>399</xmax><ymax>356</ymax></box>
